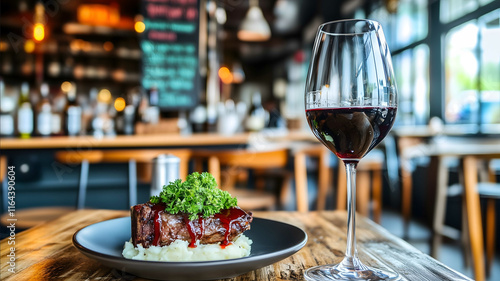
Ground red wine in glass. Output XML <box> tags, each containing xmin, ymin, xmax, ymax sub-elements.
<box><xmin>306</xmin><ymin>106</ymin><xmax>397</xmax><ymax>163</ymax></box>
<box><xmin>303</xmin><ymin>19</ymin><xmax>399</xmax><ymax>281</ymax></box>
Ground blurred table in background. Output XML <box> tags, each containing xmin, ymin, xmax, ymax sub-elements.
<box><xmin>401</xmin><ymin>136</ymin><xmax>500</xmax><ymax>281</ymax></box>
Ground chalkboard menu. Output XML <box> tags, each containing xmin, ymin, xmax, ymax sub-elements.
<box><xmin>140</xmin><ymin>0</ymin><xmax>200</xmax><ymax>110</ymax></box>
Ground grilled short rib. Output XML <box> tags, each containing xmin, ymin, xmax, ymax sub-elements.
<box><xmin>131</xmin><ymin>202</ymin><xmax>253</xmax><ymax>248</ymax></box>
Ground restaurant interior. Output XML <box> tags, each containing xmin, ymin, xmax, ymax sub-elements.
<box><xmin>1</xmin><ymin>0</ymin><xmax>500</xmax><ymax>280</ymax></box>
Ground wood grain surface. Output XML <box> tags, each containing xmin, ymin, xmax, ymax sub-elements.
<box><xmin>0</xmin><ymin>210</ymin><xmax>472</xmax><ymax>281</ymax></box>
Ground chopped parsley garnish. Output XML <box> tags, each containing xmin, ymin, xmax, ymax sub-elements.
<box><xmin>150</xmin><ymin>172</ymin><xmax>238</xmax><ymax>221</ymax></box>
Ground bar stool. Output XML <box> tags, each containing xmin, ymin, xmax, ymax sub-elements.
<box><xmin>192</xmin><ymin>148</ymin><xmax>291</xmax><ymax>210</ymax></box>
<box><xmin>100</xmin><ymin>149</ymin><xmax>192</xmax><ymax>206</ymax></box>
<box><xmin>54</xmin><ymin>150</ymin><xmax>104</xmax><ymax>209</ymax></box>
<box><xmin>292</xmin><ymin>143</ymin><xmax>331</xmax><ymax>212</ymax></box>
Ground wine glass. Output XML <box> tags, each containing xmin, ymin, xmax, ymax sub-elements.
<box><xmin>304</xmin><ymin>19</ymin><xmax>399</xmax><ymax>280</ymax></box>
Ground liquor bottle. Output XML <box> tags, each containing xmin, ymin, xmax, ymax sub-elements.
<box><xmin>17</xmin><ymin>82</ymin><xmax>34</xmax><ymax>138</ymax></box>
<box><xmin>90</xmin><ymin>101</ymin><xmax>107</xmax><ymax>138</ymax></box>
<box><xmin>148</xmin><ymin>86</ymin><xmax>159</xmax><ymax>107</ymax></box>
<box><xmin>114</xmin><ymin>97</ymin><xmax>126</xmax><ymax>135</ymax></box>
<box><xmin>245</xmin><ymin>92</ymin><xmax>266</xmax><ymax>132</ymax></box>
<box><xmin>35</xmin><ymin>83</ymin><xmax>52</xmax><ymax>137</ymax></box>
<box><xmin>50</xmin><ymin>90</ymin><xmax>65</xmax><ymax>136</ymax></box>
<box><xmin>218</xmin><ymin>99</ymin><xmax>239</xmax><ymax>135</ymax></box>
<box><xmin>84</xmin><ymin>87</ymin><xmax>97</xmax><ymax>136</ymax></box>
<box><xmin>0</xmin><ymin>79</ymin><xmax>15</xmax><ymax>137</ymax></box>
<box><xmin>190</xmin><ymin>104</ymin><xmax>207</xmax><ymax>133</ymax></box>
<box><xmin>123</xmin><ymin>105</ymin><xmax>135</xmax><ymax>135</ymax></box>
<box><xmin>64</xmin><ymin>83</ymin><xmax>82</xmax><ymax>136</ymax></box>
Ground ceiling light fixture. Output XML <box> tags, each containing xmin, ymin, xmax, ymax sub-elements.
<box><xmin>237</xmin><ymin>0</ymin><xmax>271</xmax><ymax>42</ymax></box>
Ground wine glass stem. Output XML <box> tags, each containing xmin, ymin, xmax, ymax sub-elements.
<box><xmin>345</xmin><ymin>162</ymin><xmax>358</xmax><ymax>259</ymax></box>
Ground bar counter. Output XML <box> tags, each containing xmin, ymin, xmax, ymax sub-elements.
<box><xmin>0</xmin><ymin>209</ymin><xmax>472</xmax><ymax>280</ymax></box>
<box><xmin>0</xmin><ymin>133</ymin><xmax>250</xmax><ymax>150</ymax></box>
<box><xmin>0</xmin><ymin>130</ymin><xmax>315</xmax><ymax>150</ymax></box>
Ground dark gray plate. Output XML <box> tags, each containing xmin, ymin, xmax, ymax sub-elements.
<box><xmin>73</xmin><ymin>217</ymin><xmax>307</xmax><ymax>280</ymax></box>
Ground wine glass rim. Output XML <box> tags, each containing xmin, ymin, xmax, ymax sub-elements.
<box><xmin>318</xmin><ymin>19</ymin><xmax>381</xmax><ymax>36</ymax></box>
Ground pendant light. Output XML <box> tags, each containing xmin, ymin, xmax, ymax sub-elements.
<box><xmin>237</xmin><ymin>0</ymin><xmax>271</xmax><ymax>42</ymax></box>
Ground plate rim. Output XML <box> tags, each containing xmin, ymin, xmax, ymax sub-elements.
<box><xmin>72</xmin><ymin>216</ymin><xmax>308</xmax><ymax>266</ymax></box>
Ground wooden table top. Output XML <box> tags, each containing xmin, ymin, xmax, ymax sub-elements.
<box><xmin>0</xmin><ymin>209</ymin><xmax>471</xmax><ymax>281</ymax></box>
<box><xmin>402</xmin><ymin>137</ymin><xmax>500</xmax><ymax>159</ymax></box>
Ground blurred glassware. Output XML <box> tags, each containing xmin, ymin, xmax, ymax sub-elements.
<box><xmin>35</xmin><ymin>83</ymin><xmax>52</xmax><ymax>137</ymax></box>
<box><xmin>17</xmin><ymin>82</ymin><xmax>33</xmax><ymax>139</ymax></box>
<box><xmin>0</xmin><ymin>79</ymin><xmax>15</xmax><ymax>137</ymax></box>
<box><xmin>245</xmin><ymin>92</ymin><xmax>267</xmax><ymax>132</ymax></box>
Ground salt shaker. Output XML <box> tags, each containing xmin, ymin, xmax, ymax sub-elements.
<box><xmin>150</xmin><ymin>154</ymin><xmax>180</xmax><ymax>197</ymax></box>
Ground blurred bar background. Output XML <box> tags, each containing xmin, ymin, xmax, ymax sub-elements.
<box><xmin>1</xmin><ymin>0</ymin><xmax>500</xmax><ymax>280</ymax></box>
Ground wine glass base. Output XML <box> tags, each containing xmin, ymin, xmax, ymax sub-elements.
<box><xmin>304</xmin><ymin>263</ymin><xmax>400</xmax><ymax>281</ymax></box>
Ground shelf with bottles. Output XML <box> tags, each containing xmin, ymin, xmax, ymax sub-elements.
<box><xmin>0</xmin><ymin>78</ymin><xmax>160</xmax><ymax>139</ymax></box>
<box><xmin>0</xmin><ymin>45</ymin><xmax>142</xmax><ymax>89</ymax></box>
<box><xmin>0</xmin><ymin>0</ymin><xmax>143</xmax><ymax>85</ymax></box>
<box><xmin>0</xmin><ymin>0</ymin><xmax>141</xmax><ymax>37</ymax></box>
<box><xmin>0</xmin><ymin>36</ymin><xmax>141</xmax><ymax>75</ymax></box>
<box><xmin>4</xmin><ymin>36</ymin><xmax>142</xmax><ymax>59</ymax></box>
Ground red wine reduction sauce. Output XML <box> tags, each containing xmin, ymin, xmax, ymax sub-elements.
<box><xmin>151</xmin><ymin>203</ymin><xmax>166</xmax><ymax>246</ymax></box>
<box><xmin>214</xmin><ymin>207</ymin><xmax>248</xmax><ymax>247</ymax></box>
<box><xmin>183</xmin><ymin>215</ymin><xmax>205</xmax><ymax>248</ymax></box>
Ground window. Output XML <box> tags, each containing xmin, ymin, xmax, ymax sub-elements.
<box><xmin>393</xmin><ymin>45</ymin><xmax>429</xmax><ymax>125</ymax></box>
<box><xmin>366</xmin><ymin>0</ymin><xmax>429</xmax><ymax>125</ymax></box>
<box><xmin>444</xmin><ymin>9</ymin><xmax>500</xmax><ymax>130</ymax></box>
<box><xmin>395</xmin><ymin>0</ymin><xmax>428</xmax><ymax>48</ymax></box>
<box><xmin>444</xmin><ymin>22</ymin><xmax>479</xmax><ymax>124</ymax></box>
<box><xmin>368</xmin><ymin>0</ymin><xmax>428</xmax><ymax>50</ymax></box>
<box><xmin>478</xmin><ymin>10</ymin><xmax>500</xmax><ymax>131</ymax></box>
<box><xmin>479</xmin><ymin>0</ymin><xmax>495</xmax><ymax>5</ymax></box>
<box><xmin>440</xmin><ymin>0</ymin><xmax>478</xmax><ymax>23</ymax></box>
<box><xmin>362</xmin><ymin>0</ymin><xmax>500</xmax><ymax>130</ymax></box>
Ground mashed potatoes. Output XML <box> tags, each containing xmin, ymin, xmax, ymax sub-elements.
<box><xmin>122</xmin><ymin>235</ymin><xmax>252</xmax><ymax>262</ymax></box>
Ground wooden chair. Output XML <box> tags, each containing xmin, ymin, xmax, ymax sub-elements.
<box><xmin>336</xmin><ymin>149</ymin><xmax>385</xmax><ymax>223</ymax></box>
<box><xmin>100</xmin><ymin>149</ymin><xmax>191</xmax><ymax>206</ymax></box>
<box><xmin>293</xmin><ymin>144</ymin><xmax>331</xmax><ymax>212</ymax></box>
<box><xmin>292</xmin><ymin>144</ymin><xmax>385</xmax><ymax>219</ymax></box>
<box><xmin>397</xmin><ymin>136</ymin><xmax>427</xmax><ymax>237</ymax></box>
<box><xmin>192</xmin><ymin>148</ymin><xmax>291</xmax><ymax>211</ymax></box>
<box><xmin>433</xmin><ymin>154</ymin><xmax>500</xmax><ymax>281</ymax></box>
